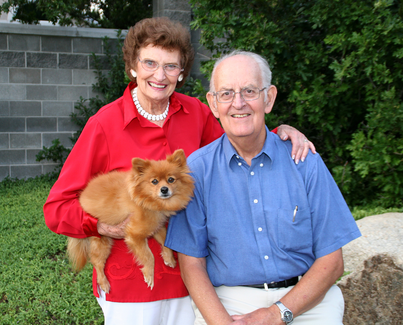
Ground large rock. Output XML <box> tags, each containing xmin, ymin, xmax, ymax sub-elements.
<box><xmin>338</xmin><ymin>254</ymin><xmax>403</xmax><ymax>325</ymax></box>
<box><xmin>342</xmin><ymin>213</ymin><xmax>403</xmax><ymax>273</ymax></box>
<box><xmin>338</xmin><ymin>213</ymin><xmax>403</xmax><ymax>324</ymax></box>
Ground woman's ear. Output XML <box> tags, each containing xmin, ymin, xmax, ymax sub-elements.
<box><xmin>264</xmin><ymin>85</ymin><xmax>277</xmax><ymax>114</ymax></box>
<box><xmin>207</xmin><ymin>92</ymin><xmax>220</xmax><ymax>118</ymax></box>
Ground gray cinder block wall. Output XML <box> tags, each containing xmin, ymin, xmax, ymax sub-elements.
<box><xmin>0</xmin><ymin>24</ymin><xmax>122</xmax><ymax>180</ymax></box>
<box><xmin>0</xmin><ymin>0</ymin><xmax>209</xmax><ymax>180</ymax></box>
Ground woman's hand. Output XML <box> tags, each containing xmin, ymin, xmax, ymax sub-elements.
<box><xmin>277</xmin><ymin>124</ymin><xmax>316</xmax><ymax>164</ymax></box>
<box><xmin>97</xmin><ymin>217</ymin><xmax>130</xmax><ymax>239</ymax></box>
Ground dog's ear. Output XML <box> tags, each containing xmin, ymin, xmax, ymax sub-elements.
<box><xmin>167</xmin><ymin>149</ymin><xmax>186</xmax><ymax>167</ymax></box>
<box><xmin>131</xmin><ymin>157</ymin><xmax>150</xmax><ymax>175</ymax></box>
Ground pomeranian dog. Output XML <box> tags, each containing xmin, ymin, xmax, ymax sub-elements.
<box><xmin>67</xmin><ymin>149</ymin><xmax>194</xmax><ymax>293</ymax></box>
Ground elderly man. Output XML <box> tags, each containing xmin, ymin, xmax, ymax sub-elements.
<box><xmin>165</xmin><ymin>51</ymin><xmax>361</xmax><ymax>325</ymax></box>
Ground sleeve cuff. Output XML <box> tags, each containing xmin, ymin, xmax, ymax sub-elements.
<box><xmin>82</xmin><ymin>212</ymin><xmax>101</xmax><ymax>237</ymax></box>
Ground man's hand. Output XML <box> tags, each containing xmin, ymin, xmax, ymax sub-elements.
<box><xmin>277</xmin><ymin>124</ymin><xmax>316</xmax><ymax>164</ymax></box>
<box><xmin>231</xmin><ymin>305</ymin><xmax>283</xmax><ymax>325</ymax></box>
<box><xmin>97</xmin><ymin>217</ymin><xmax>130</xmax><ymax>239</ymax></box>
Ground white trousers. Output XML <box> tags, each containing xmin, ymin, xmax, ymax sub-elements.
<box><xmin>194</xmin><ymin>285</ymin><xmax>344</xmax><ymax>325</ymax></box>
<box><xmin>97</xmin><ymin>290</ymin><xmax>195</xmax><ymax>325</ymax></box>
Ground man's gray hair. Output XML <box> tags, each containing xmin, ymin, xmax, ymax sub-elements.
<box><xmin>209</xmin><ymin>50</ymin><xmax>273</xmax><ymax>96</ymax></box>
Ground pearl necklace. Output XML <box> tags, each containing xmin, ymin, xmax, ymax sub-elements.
<box><xmin>132</xmin><ymin>88</ymin><xmax>169</xmax><ymax>121</ymax></box>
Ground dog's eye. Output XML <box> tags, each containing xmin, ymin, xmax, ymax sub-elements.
<box><xmin>151</xmin><ymin>179</ymin><xmax>159</xmax><ymax>185</ymax></box>
<box><xmin>167</xmin><ymin>177</ymin><xmax>175</xmax><ymax>184</ymax></box>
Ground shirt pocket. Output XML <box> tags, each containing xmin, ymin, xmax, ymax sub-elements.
<box><xmin>276</xmin><ymin>207</ymin><xmax>313</xmax><ymax>251</ymax></box>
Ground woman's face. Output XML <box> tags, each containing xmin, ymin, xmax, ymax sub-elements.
<box><xmin>135</xmin><ymin>44</ymin><xmax>182</xmax><ymax>107</ymax></box>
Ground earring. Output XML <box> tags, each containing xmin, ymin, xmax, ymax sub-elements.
<box><xmin>178</xmin><ymin>74</ymin><xmax>183</xmax><ymax>82</ymax></box>
<box><xmin>130</xmin><ymin>69</ymin><xmax>137</xmax><ymax>78</ymax></box>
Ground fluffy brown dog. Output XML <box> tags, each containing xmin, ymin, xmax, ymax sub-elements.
<box><xmin>67</xmin><ymin>149</ymin><xmax>194</xmax><ymax>293</ymax></box>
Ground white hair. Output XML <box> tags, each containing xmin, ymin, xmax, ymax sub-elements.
<box><xmin>209</xmin><ymin>50</ymin><xmax>272</xmax><ymax>103</ymax></box>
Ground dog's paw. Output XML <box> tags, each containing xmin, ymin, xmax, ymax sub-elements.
<box><xmin>99</xmin><ymin>279</ymin><xmax>111</xmax><ymax>294</ymax></box>
<box><xmin>161</xmin><ymin>248</ymin><xmax>176</xmax><ymax>268</ymax></box>
<box><xmin>143</xmin><ymin>274</ymin><xmax>154</xmax><ymax>290</ymax></box>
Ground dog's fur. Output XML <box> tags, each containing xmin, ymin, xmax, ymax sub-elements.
<box><xmin>67</xmin><ymin>149</ymin><xmax>194</xmax><ymax>292</ymax></box>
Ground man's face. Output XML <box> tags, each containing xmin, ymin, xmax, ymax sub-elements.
<box><xmin>207</xmin><ymin>55</ymin><xmax>276</xmax><ymax>144</ymax></box>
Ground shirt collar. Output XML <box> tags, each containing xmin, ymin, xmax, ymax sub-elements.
<box><xmin>222</xmin><ymin>125</ymin><xmax>275</xmax><ymax>168</ymax></box>
<box><xmin>122</xmin><ymin>82</ymin><xmax>188</xmax><ymax>129</ymax></box>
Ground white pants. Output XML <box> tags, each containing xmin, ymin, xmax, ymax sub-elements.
<box><xmin>193</xmin><ymin>285</ymin><xmax>344</xmax><ymax>325</ymax></box>
<box><xmin>97</xmin><ymin>290</ymin><xmax>195</xmax><ymax>325</ymax></box>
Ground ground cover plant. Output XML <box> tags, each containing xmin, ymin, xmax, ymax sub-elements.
<box><xmin>1</xmin><ymin>177</ymin><xmax>402</xmax><ymax>324</ymax></box>
<box><xmin>0</xmin><ymin>176</ymin><xmax>103</xmax><ymax>324</ymax></box>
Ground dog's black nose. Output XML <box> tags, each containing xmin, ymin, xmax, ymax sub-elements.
<box><xmin>160</xmin><ymin>187</ymin><xmax>169</xmax><ymax>195</ymax></box>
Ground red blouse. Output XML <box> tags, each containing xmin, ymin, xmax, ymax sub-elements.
<box><xmin>43</xmin><ymin>82</ymin><xmax>277</xmax><ymax>302</ymax></box>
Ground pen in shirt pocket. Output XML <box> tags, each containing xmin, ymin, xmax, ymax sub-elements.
<box><xmin>293</xmin><ymin>205</ymin><xmax>298</xmax><ymax>222</ymax></box>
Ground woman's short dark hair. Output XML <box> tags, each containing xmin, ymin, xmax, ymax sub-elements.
<box><xmin>123</xmin><ymin>17</ymin><xmax>195</xmax><ymax>88</ymax></box>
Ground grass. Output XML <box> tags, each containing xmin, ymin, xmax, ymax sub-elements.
<box><xmin>0</xmin><ymin>176</ymin><xmax>103</xmax><ymax>325</ymax></box>
<box><xmin>0</xmin><ymin>176</ymin><xmax>401</xmax><ymax>324</ymax></box>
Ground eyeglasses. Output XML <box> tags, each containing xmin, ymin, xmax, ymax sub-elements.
<box><xmin>138</xmin><ymin>58</ymin><xmax>184</xmax><ymax>77</ymax></box>
<box><xmin>213</xmin><ymin>87</ymin><xmax>267</xmax><ymax>103</ymax></box>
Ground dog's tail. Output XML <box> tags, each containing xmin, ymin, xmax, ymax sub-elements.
<box><xmin>67</xmin><ymin>237</ymin><xmax>90</xmax><ymax>271</ymax></box>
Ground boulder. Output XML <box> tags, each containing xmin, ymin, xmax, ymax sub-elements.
<box><xmin>338</xmin><ymin>213</ymin><xmax>403</xmax><ymax>324</ymax></box>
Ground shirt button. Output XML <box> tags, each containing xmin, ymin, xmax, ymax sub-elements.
<box><xmin>250</xmin><ymin>171</ymin><xmax>255</xmax><ymax>176</ymax></box>
<box><xmin>260</xmin><ymin>163</ymin><xmax>264</xmax><ymax>167</ymax></box>
<box><xmin>236</xmin><ymin>155</ymin><xmax>240</xmax><ymax>159</ymax></box>
<box><xmin>254</xmin><ymin>199</ymin><xmax>258</xmax><ymax>204</ymax></box>
<box><xmin>264</xmin><ymin>255</ymin><xmax>269</xmax><ymax>260</ymax></box>
<box><xmin>238</xmin><ymin>162</ymin><xmax>242</xmax><ymax>166</ymax></box>
<box><xmin>258</xmin><ymin>227</ymin><xmax>263</xmax><ymax>232</ymax></box>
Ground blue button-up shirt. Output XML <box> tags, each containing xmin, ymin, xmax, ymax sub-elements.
<box><xmin>166</xmin><ymin>128</ymin><xmax>361</xmax><ymax>287</ymax></box>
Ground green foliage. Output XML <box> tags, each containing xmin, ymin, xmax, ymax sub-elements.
<box><xmin>0</xmin><ymin>0</ymin><xmax>151</xmax><ymax>29</ymax></box>
<box><xmin>0</xmin><ymin>176</ymin><xmax>102</xmax><ymax>324</ymax></box>
<box><xmin>190</xmin><ymin>0</ymin><xmax>403</xmax><ymax>207</ymax></box>
<box><xmin>36</xmin><ymin>32</ymin><xmax>127</xmax><ymax>172</ymax></box>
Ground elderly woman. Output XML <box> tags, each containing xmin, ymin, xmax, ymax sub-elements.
<box><xmin>43</xmin><ymin>17</ymin><xmax>315</xmax><ymax>325</ymax></box>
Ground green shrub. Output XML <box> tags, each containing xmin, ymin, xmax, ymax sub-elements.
<box><xmin>0</xmin><ymin>176</ymin><xmax>103</xmax><ymax>324</ymax></box>
<box><xmin>190</xmin><ymin>0</ymin><xmax>403</xmax><ymax>208</ymax></box>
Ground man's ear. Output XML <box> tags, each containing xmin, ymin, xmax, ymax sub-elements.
<box><xmin>264</xmin><ymin>85</ymin><xmax>278</xmax><ymax>114</ymax></box>
<box><xmin>207</xmin><ymin>92</ymin><xmax>220</xmax><ymax>118</ymax></box>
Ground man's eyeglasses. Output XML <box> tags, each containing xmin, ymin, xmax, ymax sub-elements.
<box><xmin>138</xmin><ymin>58</ymin><xmax>184</xmax><ymax>77</ymax></box>
<box><xmin>213</xmin><ymin>87</ymin><xmax>267</xmax><ymax>103</ymax></box>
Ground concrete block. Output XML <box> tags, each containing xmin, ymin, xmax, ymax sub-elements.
<box><xmin>0</xmin><ymin>149</ymin><xmax>25</xmax><ymax>165</ymax></box>
<box><xmin>59</xmin><ymin>54</ymin><xmax>88</xmax><ymax>69</ymax></box>
<box><xmin>9</xmin><ymin>68</ymin><xmax>41</xmax><ymax>84</ymax></box>
<box><xmin>27</xmin><ymin>149</ymin><xmax>41</xmax><ymax>164</ymax></box>
<box><xmin>42</xmin><ymin>68</ymin><xmax>72</xmax><ymax>85</ymax></box>
<box><xmin>43</xmin><ymin>164</ymin><xmax>58</xmax><ymax>174</ymax></box>
<box><xmin>42</xmin><ymin>36</ymin><xmax>72</xmax><ymax>53</ymax></box>
<box><xmin>0</xmin><ymin>133</ymin><xmax>9</xmax><ymax>149</ymax></box>
<box><xmin>89</xmin><ymin>54</ymin><xmax>110</xmax><ymax>70</ymax></box>
<box><xmin>103</xmin><ymin>38</ymin><xmax>120</xmax><ymax>55</ymax></box>
<box><xmin>0</xmin><ymin>84</ymin><xmax>26</xmax><ymax>100</ymax></box>
<box><xmin>0</xmin><ymin>117</ymin><xmax>25</xmax><ymax>132</ymax></box>
<box><xmin>11</xmin><ymin>165</ymin><xmax>43</xmax><ymax>179</ymax></box>
<box><xmin>0</xmin><ymin>101</ymin><xmax>9</xmax><ymax>116</ymax></box>
<box><xmin>0</xmin><ymin>166</ymin><xmax>9</xmax><ymax>181</ymax></box>
<box><xmin>0</xmin><ymin>67</ymin><xmax>8</xmax><ymax>83</ymax></box>
<box><xmin>10</xmin><ymin>133</ymin><xmax>41</xmax><ymax>148</ymax></box>
<box><xmin>27</xmin><ymin>52</ymin><xmax>57</xmax><ymax>68</ymax></box>
<box><xmin>27</xmin><ymin>117</ymin><xmax>57</xmax><ymax>132</ymax></box>
<box><xmin>0</xmin><ymin>51</ymin><xmax>25</xmax><ymax>67</ymax></box>
<box><xmin>73</xmin><ymin>38</ymin><xmax>102</xmax><ymax>54</ymax></box>
<box><xmin>26</xmin><ymin>85</ymin><xmax>57</xmax><ymax>100</ymax></box>
<box><xmin>43</xmin><ymin>132</ymin><xmax>73</xmax><ymax>147</ymax></box>
<box><xmin>9</xmin><ymin>35</ymin><xmax>40</xmax><ymax>51</ymax></box>
<box><xmin>58</xmin><ymin>117</ymin><xmax>80</xmax><ymax>132</ymax></box>
<box><xmin>58</xmin><ymin>85</ymin><xmax>88</xmax><ymax>101</ymax></box>
<box><xmin>43</xmin><ymin>101</ymin><xmax>73</xmax><ymax>117</ymax></box>
<box><xmin>10</xmin><ymin>101</ymin><xmax>41</xmax><ymax>116</ymax></box>
<box><xmin>0</xmin><ymin>35</ymin><xmax>7</xmax><ymax>50</ymax></box>
<box><xmin>72</xmin><ymin>69</ymin><xmax>97</xmax><ymax>85</ymax></box>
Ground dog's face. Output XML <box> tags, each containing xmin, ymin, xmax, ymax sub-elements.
<box><xmin>128</xmin><ymin>149</ymin><xmax>194</xmax><ymax>211</ymax></box>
